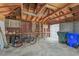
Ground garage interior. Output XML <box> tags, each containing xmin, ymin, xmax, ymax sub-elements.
<box><xmin>0</xmin><ymin>3</ymin><xmax>79</xmax><ymax>56</ymax></box>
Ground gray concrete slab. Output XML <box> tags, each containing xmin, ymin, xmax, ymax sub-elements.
<box><xmin>0</xmin><ymin>39</ymin><xmax>79</xmax><ymax>56</ymax></box>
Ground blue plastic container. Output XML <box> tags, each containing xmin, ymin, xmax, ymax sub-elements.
<box><xmin>67</xmin><ymin>33</ymin><xmax>79</xmax><ymax>48</ymax></box>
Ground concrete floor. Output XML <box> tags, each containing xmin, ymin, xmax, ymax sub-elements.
<box><xmin>0</xmin><ymin>38</ymin><xmax>79</xmax><ymax>56</ymax></box>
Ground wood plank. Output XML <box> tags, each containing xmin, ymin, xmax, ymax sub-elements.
<box><xmin>42</xmin><ymin>4</ymin><xmax>71</xmax><ymax>23</ymax></box>
<box><xmin>45</xmin><ymin>6</ymin><xmax>79</xmax><ymax>24</ymax></box>
<box><xmin>32</xmin><ymin>4</ymin><xmax>46</xmax><ymax>22</ymax></box>
<box><xmin>0</xmin><ymin>5</ymin><xmax>20</xmax><ymax>8</ymax></box>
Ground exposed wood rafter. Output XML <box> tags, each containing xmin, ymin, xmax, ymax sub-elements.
<box><xmin>42</xmin><ymin>4</ymin><xmax>71</xmax><ymax>24</ymax></box>
<box><xmin>5</xmin><ymin>6</ymin><xmax>21</xmax><ymax>16</ymax></box>
<box><xmin>32</xmin><ymin>4</ymin><xmax>46</xmax><ymax>22</ymax></box>
<box><xmin>0</xmin><ymin>5</ymin><xmax>20</xmax><ymax>8</ymax></box>
<box><xmin>35</xmin><ymin>8</ymin><xmax>47</xmax><ymax>22</ymax></box>
<box><xmin>46</xmin><ymin>7</ymin><xmax>79</xmax><ymax>24</ymax></box>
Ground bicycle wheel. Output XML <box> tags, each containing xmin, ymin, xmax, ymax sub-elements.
<box><xmin>11</xmin><ymin>36</ymin><xmax>23</xmax><ymax>48</ymax></box>
<box><xmin>12</xmin><ymin>41</ymin><xmax>23</xmax><ymax>48</ymax></box>
<box><xmin>29</xmin><ymin>37</ymin><xmax>37</xmax><ymax>45</ymax></box>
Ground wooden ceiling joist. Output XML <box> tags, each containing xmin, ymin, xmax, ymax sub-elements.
<box><xmin>21</xmin><ymin>3</ymin><xmax>24</xmax><ymax>20</ymax></box>
<box><xmin>39</xmin><ymin>8</ymin><xmax>55</xmax><ymax>23</ymax></box>
<box><xmin>27</xmin><ymin>4</ymin><xmax>31</xmax><ymax>21</ymax></box>
<box><xmin>0</xmin><ymin>5</ymin><xmax>20</xmax><ymax>8</ymax></box>
<box><xmin>5</xmin><ymin>5</ymin><xmax>21</xmax><ymax>16</ymax></box>
<box><xmin>51</xmin><ymin>8</ymin><xmax>79</xmax><ymax>20</ymax></box>
<box><xmin>49</xmin><ymin>15</ymin><xmax>79</xmax><ymax>25</ymax></box>
<box><xmin>36</xmin><ymin>8</ymin><xmax>47</xmax><ymax>22</ymax></box>
<box><xmin>0</xmin><ymin>3</ymin><xmax>79</xmax><ymax>25</ymax></box>
<box><xmin>23</xmin><ymin>4</ymin><xmax>29</xmax><ymax>21</ymax></box>
<box><xmin>45</xmin><ymin>8</ymin><xmax>79</xmax><ymax>24</ymax></box>
<box><xmin>32</xmin><ymin>4</ymin><xmax>46</xmax><ymax>22</ymax></box>
<box><xmin>23</xmin><ymin>4</ymin><xmax>36</xmax><ymax>21</ymax></box>
<box><xmin>39</xmin><ymin>8</ymin><xmax>50</xmax><ymax>23</ymax></box>
<box><xmin>42</xmin><ymin>3</ymin><xmax>71</xmax><ymax>23</ymax></box>
<box><xmin>45</xmin><ymin>5</ymin><xmax>79</xmax><ymax>24</ymax></box>
<box><xmin>47</xmin><ymin>4</ymin><xmax>59</xmax><ymax>9</ymax></box>
<box><xmin>46</xmin><ymin>4</ymin><xmax>58</xmax><ymax>10</ymax></box>
<box><xmin>23</xmin><ymin>4</ymin><xmax>38</xmax><ymax>17</ymax></box>
<box><xmin>0</xmin><ymin>10</ymin><xmax>11</xmax><ymax>13</ymax></box>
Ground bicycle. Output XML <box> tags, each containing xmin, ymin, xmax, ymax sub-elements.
<box><xmin>10</xmin><ymin>34</ymin><xmax>37</xmax><ymax>47</ymax></box>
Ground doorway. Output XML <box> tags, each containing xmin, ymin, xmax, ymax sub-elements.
<box><xmin>50</xmin><ymin>24</ymin><xmax>59</xmax><ymax>42</ymax></box>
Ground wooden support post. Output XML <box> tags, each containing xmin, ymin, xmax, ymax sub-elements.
<box><xmin>48</xmin><ymin>25</ymin><xmax>50</xmax><ymax>37</ymax></box>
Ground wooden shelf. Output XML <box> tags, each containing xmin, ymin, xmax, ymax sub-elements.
<box><xmin>6</xmin><ymin>32</ymin><xmax>50</xmax><ymax>35</ymax></box>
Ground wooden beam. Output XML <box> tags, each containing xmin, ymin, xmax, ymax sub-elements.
<box><xmin>0</xmin><ymin>10</ymin><xmax>11</xmax><ymax>13</ymax></box>
<box><xmin>23</xmin><ymin>4</ymin><xmax>29</xmax><ymax>21</ymax></box>
<box><xmin>45</xmin><ymin>9</ymin><xmax>79</xmax><ymax>24</ymax></box>
<box><xmin>36</xmin><ymin>8</ymin><xmax>47</xmax><ymax>22</ymax></box>
<box><xmin>30</xmin><ymin>4</ymin><xmax>37</xmax><ymax>21</ymax></box>
<box><xmin>21</xmin><ymin>3</ymin><xmax>24</xmax><ymax>20</ymax></box>
<box><xmin>0</xmin><ymin>5</ymin><xmax>20</xmax><ymax>8</ymax></box>
<box><xmin>30</xmin><ymin>4</ymin><xmax>38</xmax><ymax>22</ymax></box>
<box><xmin>49</xmin><ymin>15</ymin><xmax>79</xmax><ymax>25</ymax></box>
<box><xmin>37</xmin><ymin>8</ymin><xmax>48</xmax><ymax>23</ymax></box>
<box><xmin>46</xmin><ymin>4</ymin><xmax>59</xmax><ymax>10</ymax></box>
<box><xmin>29</xmin><ymin>4</ymin><xmax>32</xmax><ymax>21</ymax></box>
<box><xmin>32</xmin><ymin>4</ymin><xmax>46</xmax><ymax>22</ymax></box>
<box><xmin>23</xmin><ymin>4</ymin><xmax>37</xmax><ymax>21</ymax></box>
<box><xmin>31</xmin><ymin>4</ymin><xmax>39</xmax><ymax>23</ymax></box>
<box><xmin>48</xmin><ymin>4</ymin><xmax>60</xmax><ymax>8</ymax></box>
<box><xmin>5</xmin><ymin>5</ymin><xmax>20</xmax><ymax>16</ymax></box>
<box><xmin>27</xmin><ymin>4</ymin><xmax>30</xmax><ymax>21</ymax></box>
<box><xmin>42</xmin><ymin>3</ymin><xmax>71</xmax><ymax>23</ymax></box>
<box><xmin>45</xmin><ymin>6</ymin><xmax>79</xmax><ymax>24</ymax></box>
<box><xmin>27</xmin><ymin>4</ymin><xmax>35</xmax><ymax>21</ymax></box>
<box><xmin>39</xmin><ymin>8</ymin><xmax>54</xmax><ymax>23</ymax></box>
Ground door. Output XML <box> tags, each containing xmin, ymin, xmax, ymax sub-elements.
<box><xmin>50</xmin><ymin>24</ymin><xmax>59</xmax><ymax>42</ymax></box>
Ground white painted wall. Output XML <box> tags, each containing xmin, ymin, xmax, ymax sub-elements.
<box><xmin>60</xmin><ymin>22</ymin><xmax>73</xmax><ymax>32</ymax></box>
<box><xmin>50</xmin><ymin>24</ymin><xmax>59</xmax><ymax>42</ymax></box>
<box><xmin>60</xmin><ymin>22</ymin><xmax>79</xmax><ymax>33</ymax></box>
<box><xmin>0</xmin><ymin>20</ymin><xmax>7</xmax><ymax>49</ymax></box>
<box><xmin>74</xmin><ymin>22</ymin><xmax>79</xmax><ymax>33</ymax></box>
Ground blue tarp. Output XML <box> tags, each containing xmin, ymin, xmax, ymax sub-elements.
<box><xmin>67</xmin><ymin>32</ymin><xmax>79</xmax><ymax>48</ymax></box>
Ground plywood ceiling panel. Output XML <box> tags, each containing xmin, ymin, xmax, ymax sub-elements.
<box><xmin>48</xmin><ymin>3</ymin><xmax>67</xmax><ymax>8</ymax></box>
